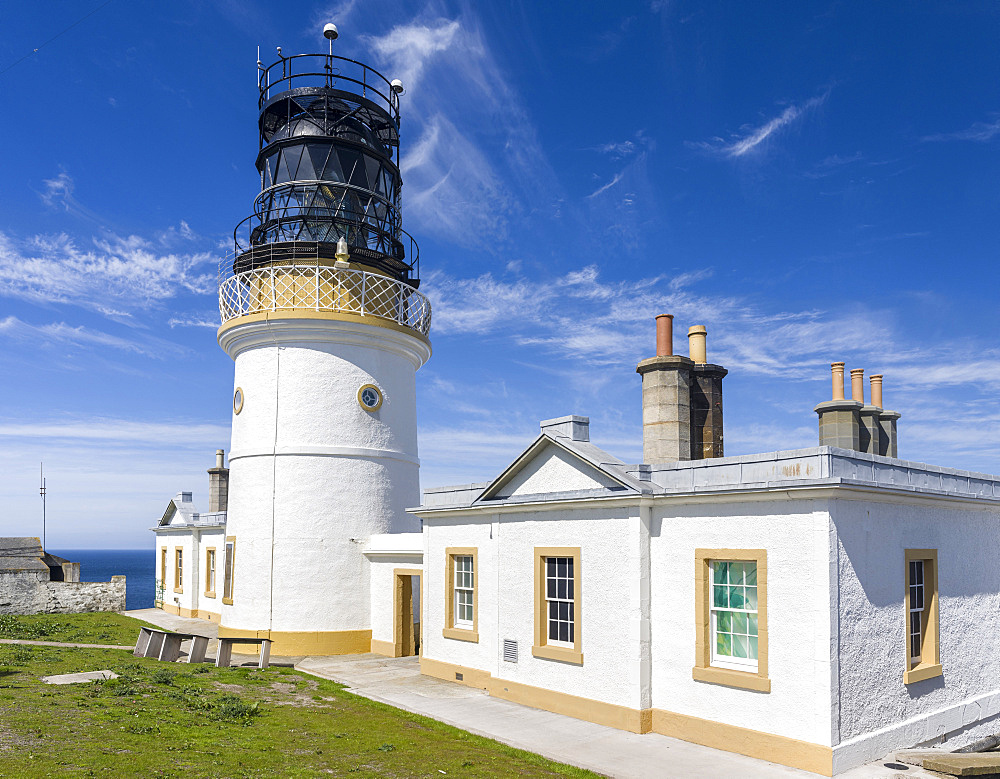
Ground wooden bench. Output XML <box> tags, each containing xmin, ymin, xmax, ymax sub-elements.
<box><xmin>215</xmin><ymin>637</ymin><xmax>272</xmax><ymax>669</ymax></box>
<box><xmin>133</xmin><ymin>627</ymin><xmax>210</xmax><ymax>664</ymax></box>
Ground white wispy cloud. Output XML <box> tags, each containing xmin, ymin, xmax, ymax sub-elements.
<box><xmin>922</xmin><ymin>116</ymin><xmax>1000</xmax><ymax>143</ymax></box>
<box><xmin>0</xmin><ymin>230</ymin><xmax>215</xmax><ymax>314</ymax></box>
<box><xmin>587</xmin><ymin>171</ymin><xmax>626</xmax><ymax>199</ymax></box>
<box><xmin>365</xmin><ymin>14</ymin><xmax>556</xmax><ymax>248</ymax></box>
<box><xmin>0</xmin><ymin>316</ymin><xmax>185</xmax><ymax>358</ymax></box>
<box><xmin>168</xmin><ymin>314</ymin><xmax>218</xmax><ymax>329</ymax></box>
<box><xmin>695</xmin><ymin>93</ymin><xmax>828</xmax><ymax>158</ymax></box>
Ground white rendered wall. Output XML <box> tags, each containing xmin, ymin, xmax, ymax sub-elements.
<box><xmin>423</xmin><ymin>505</ymin><xmax>646</xmax><ymax>711</ymax></box>
<box><xmin>649</xmin><ymin>496</ymin><xmax>835</xmax><ymax>746</ymax></box>
<box><xmin>219</xmin><ymin>318</ymin><xmax>429</xmax><ymax>636</ymax></box>
<box><xmin>831</xmin><ymin>497</ymin><xmax>1000</xmax><ymax>770</ymax></box>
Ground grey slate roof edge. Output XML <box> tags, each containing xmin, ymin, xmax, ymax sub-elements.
<box><xmin>471</xmin><ymin>432</ymin><xmax>647</xmax><ymax>505</ymax></box>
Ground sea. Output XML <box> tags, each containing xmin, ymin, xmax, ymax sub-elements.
<box><xmin>48</xmin><ymin>549</ymin><xmax>155</xmax><ymax>611</ymax></box>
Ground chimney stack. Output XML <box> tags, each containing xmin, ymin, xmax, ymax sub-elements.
<box><xmin>637</xmin><ymin>318</ymin><xmax>726</xmax><ymax>463</ymax></box>
<box><xmin>208</xmin><ymin>449</ymin><xmax>229</xmax><ymax>512</ymax></box>
<box><xmin>816</xmin><ymin>364</ymin><xmax>901</xmax><ymax>456</ymax></box>
<box><xmin>815</xmin><ymin>362</ymin><xmax>862</xmax><ymax>450</ymax></box>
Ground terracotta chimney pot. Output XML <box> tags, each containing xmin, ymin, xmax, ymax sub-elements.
<box><xmin>850</xmin><ymin>368</ymin><xmax>865</xmax><ymax>405</ymax></box>
<box><xmin>831</xmin><ymin>362</ymin><xmax>845</xmax><ymax>401</ymax></box>
<box><xmin>870</xmin><ymin>375</ymin><xmax>883</xmax><ymax>408</ymax></box>
<box><xmin>655</xmin><ymin>314</ymin><xmax>674</xmax><ymax>357</ymax></box>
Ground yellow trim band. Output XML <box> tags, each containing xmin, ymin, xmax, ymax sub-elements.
<box><xmin>217</xmin><ymin>626</ymin><xmax>372</xmax><ymax>656</ymax></box>
<box><xmin>160</xmin><ymin>604</ymin><xmax>220</xmax><ymax>623</ymax></box>
<box><xmin>218</xmin><ymin>309</ymin><xmax>431</xmax><ymax>346</ymax></box>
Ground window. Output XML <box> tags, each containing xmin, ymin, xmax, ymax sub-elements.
<box><xmin>174</xmin><ymin>548</ymin><xmax>183</xmax><ymax>593</ymax></box>
<box><xmin>904</xmin><ymin>549</ymin><xmax>941</xmax><ymax>684</ymax></box>
<box><xmin>222</xmin><ymin>537</ymin><xmax>235</xmax><ymax>604</ymax></box>
<box><xmin>443</xmin><ymin>548</ymin><xmax>478</xmax><ymax>642</ymax></box>
<box><xmin>160</xmin><ymin>547</ymin><xmax>167</xmax><ymax>581</ymax></box>
<box><xmin>710</xmin><ymin>561</ymin><xmax>759</xmax><ymax>671</ymax></box>
<box><xmin>205</xmin><ymin>548</ymin><xmax>217</xmax><ymax>597</ymax></box>
<box><xmin>532</xmin><ymin>547</ymin><xmax>582</xmax><ymax>665</ymax></box>
<box><xmin>693</xmin><ymin>549</ymin><xmax>769</xmax><ymax>692</ymax></box>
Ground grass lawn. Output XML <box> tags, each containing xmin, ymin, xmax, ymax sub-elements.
<box><xmin>0</xmin><ymin>612</ymin><xmax>159</xmax><ymax>646</ymax></box>
<box><xmin>0</xmin><ymin>614</ymin><xmax>598</xmax><ymax>778</ymax></box>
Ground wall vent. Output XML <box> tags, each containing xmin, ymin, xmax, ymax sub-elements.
<box><xmin>503</xmin><ymin>639</ymin><xmax>518</xmax><ymax>663</ymax></box>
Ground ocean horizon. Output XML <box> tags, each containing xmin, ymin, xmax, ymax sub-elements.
<box><xmin>49</xmin><ymin>549</ymin><xmax>155</xmax><ymax>611</ymax></box>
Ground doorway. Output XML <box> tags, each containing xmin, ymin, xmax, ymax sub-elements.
<box><xmin>393</xmin><ymin>568</ymin><xmax>422</xmax><ymax>657</ymax></box>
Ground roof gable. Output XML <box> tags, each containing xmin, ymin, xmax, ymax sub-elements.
<box><xmin>477</xmin><ymin>434</ymin><xmax>642</xmax><ymax>502</ymax></box>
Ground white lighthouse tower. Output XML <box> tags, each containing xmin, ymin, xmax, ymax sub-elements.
<box><xmin>215</xmin><ymin>26</ymin><xmax>431</xmax><ymax>655</ymax></box>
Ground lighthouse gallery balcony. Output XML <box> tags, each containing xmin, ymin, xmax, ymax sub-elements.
<box><xmin>218</xmin><ymin>247</ymin><xmax>432</xmax><ymax>337</ymax></box>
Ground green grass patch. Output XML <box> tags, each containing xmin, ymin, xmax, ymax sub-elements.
<box><xmin>0</xmin><ymin>614</ymin><xmax>597</xmax><ymax>777</ymax></box>
<box><xmin>0</xmin><ymin>612</ymin><xmax>158</xmax><ymax>646</ymax></box>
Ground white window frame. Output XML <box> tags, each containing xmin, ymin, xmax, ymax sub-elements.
<box><xmin>908</xmin><ymin>559</ymin><xmax>925</xmax><ymax>664</ymax></box>
<box><xmin>453</xmin><ymin>554</ymin><xmax>474</xmax><ymax>628</ymax></box>
<box><xmin>709</xmin><ymin>560</ymin><xmax>759</xmax><ymax>672</ymax></box>
<box><xmin>545</xmin><ymin>555</ymin><xmax>576</xmax><ymax>648</ymax></box>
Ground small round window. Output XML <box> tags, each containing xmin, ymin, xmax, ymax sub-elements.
<box><xmin>357</xmin><ymin>383</ymin><xmax>383</xmax><ymax>412</ymax></box>
<box><xmin>233</xmin><ymin>387</ymin><xmax>244</xmax><ymax>415</ymax></box>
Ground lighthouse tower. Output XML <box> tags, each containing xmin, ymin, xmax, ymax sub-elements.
<box><xmin>216</xmin><ymin>26</ymin><xmax>431</xmax><ymax>655</ymax></box>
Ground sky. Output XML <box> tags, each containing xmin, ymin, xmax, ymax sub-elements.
<box><xmin>1</xmin><ymin>1</ymin><xmax>998</xmax><ymax>548</ymax></box>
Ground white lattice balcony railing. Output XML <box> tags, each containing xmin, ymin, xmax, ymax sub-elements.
<box><xmin>218</xmin><ymin>261</ymin><xmax>431</xmax><ymax>337</ymax></box>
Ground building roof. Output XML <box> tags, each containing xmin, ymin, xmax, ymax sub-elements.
<box><xmin>415</xmin><ymin>421</ymin><xmax>1000</xmax><ymax>514</ymax></box>
<box><xmin>0</xmin><ymin>537</ymin><xmax>51</xmax><ymax>573</ymax></box>
<box><xmin>154</xmin><ymin>493</ymin><xmax>227</xmax><ymax>531</ymax></box>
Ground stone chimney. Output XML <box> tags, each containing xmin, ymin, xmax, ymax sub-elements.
<box><xmin>852</xmin><ymin>368</ymin><xmax>881</xmax><ymax>455</ymax></box>
<box><xmin>637</xmin><ymin>315</ymin><xmax>693</xmax><ymax>462</ymax></box>
<box><xmin>637</xmin><ymin>316</ymin><xmax>726</xmax><ymax>463</ymax></box>
<box><xmin>688</xmin><ymin>325</ymin><xmax>727</xmax><ymax>459</ymax></box>
<box><xmin>815</xmin><ymin>363</ymin><xmax>862</xmax><ymax>449</ymax></box>
<box><xmin>208</xmin><ymin>449</ymin><xmax>229</xmax><ymax>512</ymax></box>
<box><xmin>871</xmin><ymin>374</ymin><xmax>902</xmax><ymax>458</ymax></box>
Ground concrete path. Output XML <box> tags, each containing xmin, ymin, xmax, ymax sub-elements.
<box><xmin>43</xmin><ymin>670</ymin><xmax>118</xmax><ymax>684</ymax></box>
<box><xmin>296</xmin><ymin>654</ymin><xmax>818</xmax><ymax>779</ymax></box>
<box><xmin>124</xmin><ymin>609</ymin><xmax>220</xmax><ymax>638</ymax></box>
<box><xmin>0</xmin><ymin>638</ymin><xmax>133</xmax><ymax>649</ymax></box>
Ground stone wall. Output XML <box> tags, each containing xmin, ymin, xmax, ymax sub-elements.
<box><xmin>0</xmin><ymin>571</ymin><xmax>126</xmax><ymax>615</ymax></box>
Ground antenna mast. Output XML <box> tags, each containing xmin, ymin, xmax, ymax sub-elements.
<box><xmin>39</xmin><ymin>463</ymin><xmax>47</xmax><ymax>550</ymax></box>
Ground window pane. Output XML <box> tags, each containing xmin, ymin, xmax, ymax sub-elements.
<box><xmin>558</xmin><ymin>621</ymin><xmax>568</xmax><ymax>642</ymax></box>
<box><xmin>547</xmin><ymin>579</ymin><xmax>556</xmax><ymax>599</ymax></box>
<box><xmin>746</xmin><ymin>587</ymin><xmax>758</xmax><ymax>610</ymax></box>
<box><xmin>733</xmin><ymin>634</ymin><xmax>748</xmax><ymax>659</ymax></box>
<box><xmin>557</xmin><ymin>558</ymin><xmax>567</xmax><ymax>578</ymax></box>
<box><xmin>718</xmin><ymin>611</ymin><xmax>732</xmax><ymax>633</ymax></box>
<box><xmin>557</xmin><ymin>579</ymin><xmax>567</xmax><ymax>599</ymax></box>
<box><xmin>748</xmin><ymin>614</ymin><xmax>758</xmax><ymax>636</ymax></box>
<box><xmin>567</xmin><ymin>558</ymin><xmax>574</xmax><ymax>578</ymax></box>
<box><xmin>713</xmin><ymin>584</ymin><xmax>728</xmax><ymax>608</ymax></box>
<box><xmin>748</xmin><ymin>636</ymin><xmax>758</xmax><ymax>660</ymax></box>
<box><xmin>729</xmin><ymin>562</ymin><xmax>744</xmax><ymax>584</ymax></box>
<box><xmin>547</xmin><ymin>558</ymin><xmax>556</xmax><ymax>577</ymax></box>
<box><xmin>713</xmin><ymin>561</ymin><xmax>728</xmax><ymax>585</ymax></box>
<box><xmin>745</xmin><ymin>563</ymin><xmax>757</xmax><ymax>586</ymax></box>
<box><xmin>567</xmin><ymin>579</ymin><xmax>574</xmax><ymax>599</ymax></box>
<box><xmin>716</xmin><ymin>631</ymin><xmax>732</xmax><ymax>657</ymax></box>
<box><xmin>729</xmin><ymin>586</ymin><xmax>745</xmax><ymax>609</ymax></box>
<box><xmin>733</xmin><ymin>612</ymin><xmax>748</xmax><ymax>635</ymax></box>
<box><xmin>567</xmin><ymin>620</ymin><xmax>574</xmax><ymax>643</ymax></box>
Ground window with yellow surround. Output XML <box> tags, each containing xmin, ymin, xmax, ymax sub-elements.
<box><xmin>693</xmin><ymin>549</ymin><xmax>769</xmax><ymax>692</ymax></box>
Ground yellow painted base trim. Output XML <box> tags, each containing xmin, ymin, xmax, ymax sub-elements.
<box><xmin>218</xmin><ymin>309</ymin><xmax>431</xmax><ymax>346</ymax></box>
<box><xmin>159</xmin><ymin>604</ymin><xmax>220</xmax><ymax>623</ymax></box>
<box><xmin>370</xmin><ymin>639</ymin><xmax>396</xmax><ymax>657</ymax></box>
<box><xmin>903</xmin><ymin>662</ymin><xmax>943</xmax><ymax>684</ymax></box>
<box><xmin>651</xmin><ymin>709</ymin><xmax>832</xmax><ymax>776</ymax></box>
<box><xmin>217</xmin><ymin>626</ymin><xmax>372</xmax><ymax>656</ymax></box>
<box><xmin>419</xmin><ymin>657</ymin><xmax>650</xmax><ymax>733</ymax></box>
<box><xmin>419</xmin><ymin>657</ymin><xmax>493</xmax><ymax>690</ymax></box>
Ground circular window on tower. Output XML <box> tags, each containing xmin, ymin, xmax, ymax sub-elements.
<box><xmin>233</xmin><ymin>387</ymin><xmax>244</xmax><ymax>415</ymax></box>
<box><xmin>357</xmin><ymin>383</ymin><xmax>383</xmax><ymax>412</ymax></box>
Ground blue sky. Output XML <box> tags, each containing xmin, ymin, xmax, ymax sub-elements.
<box><xmin>1</xmin><ymin>1</ymin><xmax>998</xmax><ymax>548</ymax></box>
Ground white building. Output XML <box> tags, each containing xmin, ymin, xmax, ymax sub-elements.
<box><xmin>151</xmin><ymin>31</ymin><xmax>1000</xmax><ymax>777</ymax></box>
